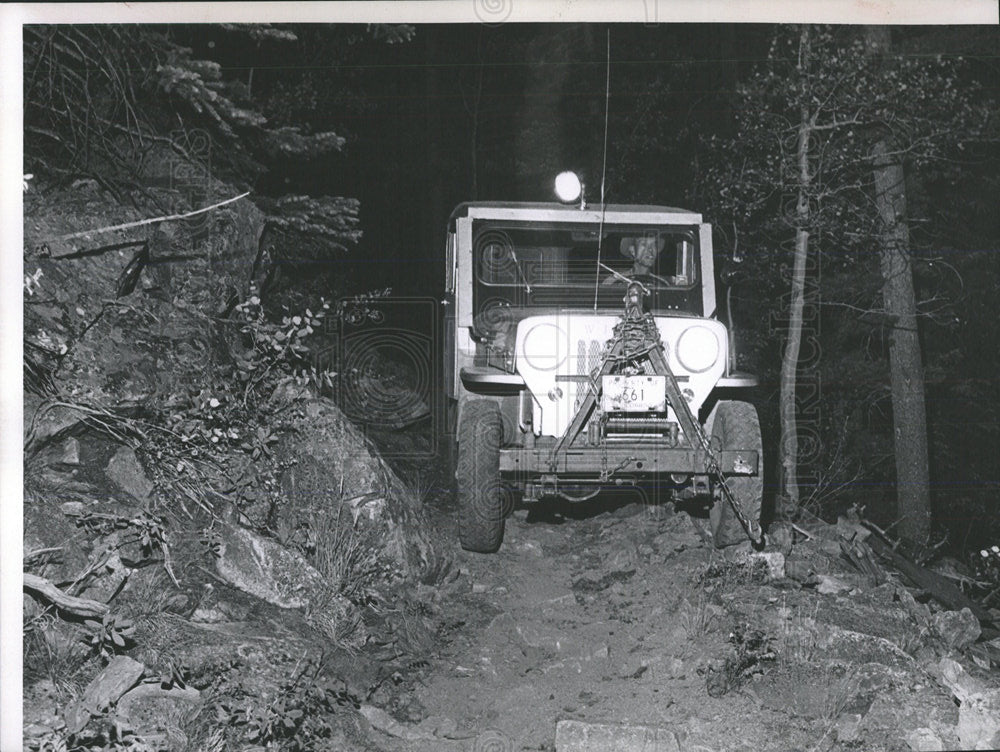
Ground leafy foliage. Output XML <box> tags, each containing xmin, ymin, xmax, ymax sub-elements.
<box><xmin>256</xmin><ymin>195</ymin><xmax>362</xmax><ymax>259</ymax></box>
<box><xmin>695</xmin><ymin>26</ymin><xmax>999</xmax><ymax>540</ymax></box>
<box><xmin>697</xmin><ymin>26</ymin><xmax>990</xmax><ymax>261</ymax></box>
<box><xmin>23</xmin><ymin>23</ymin><xmax>364</xmax><ymax>192</ymax></box>
<box><xmin>209</xmin><ymin>655</ymin><xmax>359</xmax><ymax>751</ymax></box>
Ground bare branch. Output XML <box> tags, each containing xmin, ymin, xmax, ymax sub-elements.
<box><xmin>23</xmin><ymin>573</ymin><xmax>110</xmax><ymax>618</ymax></box>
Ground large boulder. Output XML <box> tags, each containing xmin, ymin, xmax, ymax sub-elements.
<box><xmin>273</xmin><ymin>396</ymin><xmax>443</xmax><ymax>585</ymax></box>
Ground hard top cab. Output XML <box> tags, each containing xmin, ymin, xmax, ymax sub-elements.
<box><xmin>443</xmin><ymin>200</ymin><xmax>762</xmax><ymax>553</ymax></box>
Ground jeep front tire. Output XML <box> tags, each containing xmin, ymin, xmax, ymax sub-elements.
<box><xmin>708</xmin><ymin>400</ymin><xmax>763</xmax><ymax>548</ymax></box>
<box><xmin>457</xmin><ymin>400</ymin><xmax>505</xmax><ymax>553</ymax></box>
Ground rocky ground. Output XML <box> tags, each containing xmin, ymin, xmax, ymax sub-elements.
<box><xmin>356</xmin><ymin>492</ymin><xmax>1000</xmax><ymax>752</ymax></box>
<box><xmin>22</xmin><ymin>400</ymin><xmax>1000</xmax><ymax>752</ymax></box>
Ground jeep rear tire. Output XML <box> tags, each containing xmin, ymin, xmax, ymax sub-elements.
<box><xmin>708</xmin><ymin>400</ymin><xmax>763</xmax><ymax>548</ymax></box>
<box><xmin>457</xmin><ymin>400</ymin><xmax>505</xmax><ymax>553</ymax></box>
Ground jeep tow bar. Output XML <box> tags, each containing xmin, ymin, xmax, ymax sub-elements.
<box><xmin>547</xmin><ymin>282</ymin><xmax>766</xmax><ymax>549</ymax></box>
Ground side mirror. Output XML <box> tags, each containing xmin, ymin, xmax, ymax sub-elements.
<box><xmin>719</xmin><ymin>257</ymin><xmax>745</xmax><ymax>285</ymax></box>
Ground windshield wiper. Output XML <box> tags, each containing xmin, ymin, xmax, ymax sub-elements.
<box><xmin>508</xmin><ymin>247</ymin><xmax>532</xmax><ymax>294</ymax></box>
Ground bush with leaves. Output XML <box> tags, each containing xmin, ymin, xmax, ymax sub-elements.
<box><xmin>207</xmin><ymin>655</ymin><xmax>359</xmax><ymax>752</ymax></box>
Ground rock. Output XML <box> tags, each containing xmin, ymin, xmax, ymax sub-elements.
<box><xmin>105</xmin><ymin>446</ymin><xmax>154</xmax><ymax>501</ymax></box>
<box><xmin>115</xmin><ymin>684</ymin><xmax>201</xmax><ymax>751</ymax></box>
<box><xmin>897</xmin><ymin>586</ymin><xmax>933</xmax><ymax>625</ymax></box>
<box><xmin>934</xmin><ymin>657</ymin><xmax>1000</xmax><ymax>750</ymax></box>
<box><xmin>60</xmin><ymin>501</ymin><xmax>85</xmax><ymax>517</ymax></box>
<box><xmin>665</xmin><ymin>656</ymin><xmax>687</xmax><ymax>679</ymax></box>
<box><xmin>619</xmin><ymin>657</ymin><xmax>649</xmax><ymax>680</ymax></box>
<box><xmin>906</xmin><ymin>727</ymin><xmax>945</xmax><ymax>751</ymax></box>
<box><xmin>816</xmin><ymin>574</ymin><xmax>853</xmax><ymax>595</ymax></box>
<box><xmin>65</xmin><ymin>656</ymin><xmax>145</xmax><ymax>733</ymax></box>
<box><xmin>555</xmin><ymin>719</ymin><xmax>680</xmax><ymax>752</ymax></box>
<box><xmin>23</xmin><ymin>680</ymin><xmax>67</xmax><ymax>740</ymax></box>
<box><xmin>860</xmin><ymin>686</ymin><xmax>959</xmax><ymax>749</ymax></box>
<box><xmin>516</xmin><ymin>539</ymin><xmax>544</xmax><ymax>557</ymax></box>
<box><xmin>213</xmin><ymin>520</ymin><xmax>366</xmax><ymax>647</ymax></box>
<box><xmin>78</xmin><ymin>551</ymin><xmax>130</xmax><ymax>603</ymax></box>
<box><xmin>784</xmin><ymin>558</ymin><xmax>814</xmax><ymax>583</ymax></box>
<box><xmin>24</xmin><ymin>396</ymin><xmax>84</xmax><ymax>451</ymax></box>
<box><xmin>274</xmin><ymin>398</ymin><xmax>442</xmax><ymax>584</ymax></box>
<box><xmin>931</xmin><ymin>608</ymin><xmax>981</xmax><ymax>652</ymax></box>
<box><xmin>413</xmin><ymin>715</ymin><xmax>458</xmax><ymax>738</ymax></box>
<box><xmin>214</xmin><ymin>521</ymin><xmax>325</xmax><ymax>609</ymax></box>
<box><xmin>59</xmin><ymin>437</ymin><xmax>81</xmax><ymax>465</ymax></box>
<box><xmin>606</xmin><ymin>544</ymin><xmax>638</xmax><ymax>574</ymax></box>
<box><xmin>573</xmin><ymin>570</ymin><xmax>634</xmax><ymax>593</ymax></box>
<box><xmin>360</xmin><ymin>704</ymin><xmax>437</xmax><ymax>741</ymax></box>
<box><xmin>190</xmin><ymin>606</ymin><xmax>227</xmax><ymax>624</ymax></box>
<box><xmin>835</xmin><ymin>713</ymin><xmax>862</xmax><ymax>743</ymax></box>
<box><xmin>24</xmin><ymin>186</ymin><xmax>266</xmax><ymax>410</ymax></box>
<box><xmin>934</xmin><ymin>658</ymin><xmax>976</xmax><ymax>695</ymax></box>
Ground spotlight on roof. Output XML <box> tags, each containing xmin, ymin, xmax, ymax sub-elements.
<box><xmin>554</xmin><ymin>171</ymin><xmax>583</xmax><ymax>205</ymax></box>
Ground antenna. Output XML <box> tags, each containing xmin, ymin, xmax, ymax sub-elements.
<box><xmin>592</xmin><ymin>28</ymin><xmax>611</xmax><ymax>311</ymax></box>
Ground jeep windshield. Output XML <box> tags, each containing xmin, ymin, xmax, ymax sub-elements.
<box><xmin>472</xmin><ymin>220</ymin><xmax>702</xmax><ymax>313</ymax></box>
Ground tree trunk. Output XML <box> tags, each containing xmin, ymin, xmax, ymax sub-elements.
<box><xmin>778</xmin><ymin>25</ymin><xmax>812</xmax><ymax>511</ymax></box>
<box><xmin>871</xmin><ymin>139</ymin><xmax>932</xmax><ymax>542</ymax></box>
<box><xmin>864</xmin><ymin>26</ymin><xmax>932</xmax><ymax>542</ymax></box>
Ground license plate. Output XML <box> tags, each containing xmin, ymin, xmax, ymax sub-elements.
<box><xmin>601</xmin><ymin>375</ymin><xmax>666</xmax><ymax>412</ymax></box>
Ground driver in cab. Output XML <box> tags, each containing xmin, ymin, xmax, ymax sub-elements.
<box><xmin>602</xmin><ymin>234</ymin><xmax>665</xmax><ymax>285</ymax></box>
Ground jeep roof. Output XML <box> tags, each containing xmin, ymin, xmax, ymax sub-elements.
<box><xmin>448</xmin><ymin>201</ymin><xmax>703</xmax><ymax>229</ymax></box>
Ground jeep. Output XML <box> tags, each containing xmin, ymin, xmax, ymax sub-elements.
<box><xmin>443</xmin><ymin>181</ymin><xmax>762</xmax><ymax>553</ymax></box>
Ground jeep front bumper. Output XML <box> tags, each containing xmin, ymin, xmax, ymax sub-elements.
<box><xmin>500</xmin><ymin>444</ymin><xmax>757</xmax><ymax>476</ymax></box>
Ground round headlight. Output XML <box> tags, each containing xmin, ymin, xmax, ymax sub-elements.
<box><xmin>676</xmin><ymin>326</ymin><xmax>719</xmax><ymax>373</ymax></box>
<box><xmin>521</xmin><ymin>322</ymin><xmax>569</xmax><ymax>372</ymax></box>
<box><xmin>554</xmin><ymin>171</ymin><xmax>582</xmax><ymax>203</ymax></box>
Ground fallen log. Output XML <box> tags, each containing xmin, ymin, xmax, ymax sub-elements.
<box><xmin>23</xmin><ymin>572</ymin><xmax>109</xmax><ymax>618</ymax></box>
<box><xmin>865</xmin><ymin>535</ymin><xmax>996</xmax><ymax>634</ymax></box>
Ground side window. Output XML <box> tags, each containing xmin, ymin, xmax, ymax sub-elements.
<box><xmin>673</xmin><ymin>239</ymin><xmax>694</xmax><ymax>285</ymax></box>
<box><xmin>445</xmin><ymin>233</ymin><xmax>456</xmax><ymax>293</ymax></box>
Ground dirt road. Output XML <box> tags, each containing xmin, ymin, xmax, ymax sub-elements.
<box><xmin>361</xmin><ymin>494</ymin><xmax>964</xmax><ymax>752</ymax></box>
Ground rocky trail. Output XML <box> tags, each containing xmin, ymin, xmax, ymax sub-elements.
<box><xmin>356</xmin><ymin>487</ymin><xmax>1000</xmax><ymax>752</ymax></box>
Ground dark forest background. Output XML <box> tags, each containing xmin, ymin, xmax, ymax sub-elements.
<box><xmin>23</xmin><ymin>22</ymin><xmax>1000</xmax><ymax>559</ymax></box>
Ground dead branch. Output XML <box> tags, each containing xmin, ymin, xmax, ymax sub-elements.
<box><xmin>24</xmin><ymin>547</ymin><xmax>63</xmax><ymax>565</ymax></box>
<box><xmin>839</xmin><ymin>537</ymin><xmax>887</xmax><ymax>586</ymax></box>
<box><xmin>23</xmin><ymin>573</ymin><xmax>109</xmax><ymax>618</ymax></box>
<box><xmin>790</xmin><ymin>523</ymin><xmax>814</xmax><ymax>540</ymax></box>
<box><xmin>864</xmin><ymin>534</ymin><xmax>994</xmax><ymax>630</ymax></box>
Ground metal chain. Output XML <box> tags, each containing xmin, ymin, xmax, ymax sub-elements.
<box><xmin>612</xmin><ymin>309</ymin><xmax>764</xmax><ymax>548</ymax></box>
